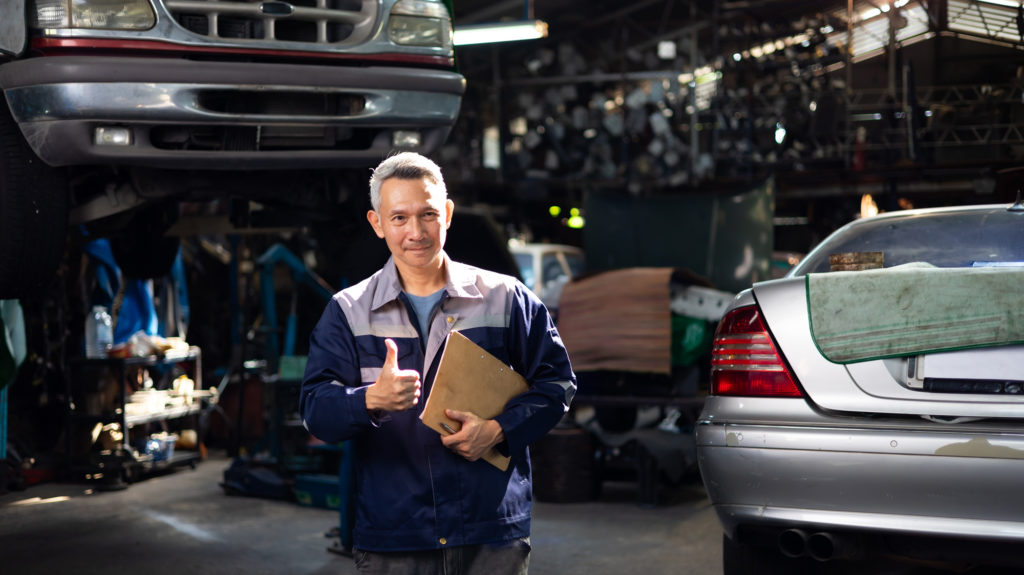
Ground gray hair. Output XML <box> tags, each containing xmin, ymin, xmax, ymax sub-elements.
<box><xmin>368</xmin><ymin>152</ymin><xmax>447</xmax><ymax>212</ymax></box>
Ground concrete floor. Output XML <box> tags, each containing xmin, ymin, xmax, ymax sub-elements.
<box><xmin>0</xmin><ymin>451</ymin><xmax>722</xmax><ymax>575</ymax></box>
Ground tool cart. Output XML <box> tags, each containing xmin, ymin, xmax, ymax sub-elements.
<box><xmin>65</xmin><ymin>346</ymin><xmax>210</xmax><ymax>488</ymax></box>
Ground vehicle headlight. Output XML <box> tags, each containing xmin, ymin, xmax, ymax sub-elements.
<box><xmin>389</xmin><ymin>0</ymin><xmax>452</xmax><ymax>48</ymax></box>
<box><xmin>31</xmin><ymin>0</ymin><xmax>156</xmax><ymax>30</ymax></box>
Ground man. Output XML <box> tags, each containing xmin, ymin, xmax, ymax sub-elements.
<box><xmin>300</xmin><ymin>152</ymin><xmax>576</xmax><ymax>575</ymax></box>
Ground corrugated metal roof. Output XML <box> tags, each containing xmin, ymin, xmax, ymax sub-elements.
<box><xmin>824</xmin><ymin>1</ymin><xmax>932</xmax><ymax>59</ymax></box>
<box><xmin>948</xmin><ymin>0</ymin><xmax>1021</xmax><ymax>43</ymax></box>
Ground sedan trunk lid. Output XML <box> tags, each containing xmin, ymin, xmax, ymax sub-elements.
<box><xmin>752</xmin><ymin>274</ymin><xmax>1024</xmax><ymax>419</ymax></box>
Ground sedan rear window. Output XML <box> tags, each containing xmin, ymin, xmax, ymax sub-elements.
<box><xmin>791</xmin><ymin>206</ymin><xmax>1024</xmax><ymax>276</ymax></box>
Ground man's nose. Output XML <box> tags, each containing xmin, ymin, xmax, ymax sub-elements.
<box><xmin>408</xmin><ymin>217</ymin><xmax>424</xmax><ymax>238</ymax></box>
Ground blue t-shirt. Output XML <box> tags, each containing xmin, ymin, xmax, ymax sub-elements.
<box><xmin>404</xmin><ymin>288</ymin><xmax>445</xmax><ymax>347</ymax></box>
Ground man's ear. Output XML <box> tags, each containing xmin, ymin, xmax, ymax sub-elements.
<box><xmin>367</xmin><ymin>210</ymin><xmax>385</xmax><ymax>239</ymax></box>
<box><xmin>444</xmin><ymin>199</ymin><xmax>454</xmax><ymax>229</ymax></box>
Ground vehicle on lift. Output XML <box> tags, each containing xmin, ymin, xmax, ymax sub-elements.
<box><xmin>0</xmin><ymin>0</ymin><xmax>463</xmax><ymax>299</ymax></box>
<box><xmin>697</xmin><ymin>202</ymin><xmax>1024</xmax><ymax>574</ymax></box>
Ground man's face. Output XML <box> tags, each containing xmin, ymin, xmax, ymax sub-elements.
<box><xmin>368</xmin><ymin>176</ymin><xmax>454</xmax><ymax>273</ymax></box>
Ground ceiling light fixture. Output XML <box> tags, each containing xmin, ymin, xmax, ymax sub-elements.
<box><xmin>453</xmin><ymin>19</ymin><xmax>548</xmax><ymax>46</ymax></box>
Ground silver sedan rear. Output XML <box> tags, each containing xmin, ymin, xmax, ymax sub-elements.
<box><xmin>696</xmin><ymin>203</ymin><xmax>1024</xmax><ymax>574</ymax></box>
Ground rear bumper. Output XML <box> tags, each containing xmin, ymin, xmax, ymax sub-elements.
<box><xmin>0</xmin><ymin>56</ymin><xmax>464</xmax><ymax>168</ymax></box>
<box><xmin>696</xmin><ymin>399</ymin><xmax>1024</xmax><ymax>542</ymax></box>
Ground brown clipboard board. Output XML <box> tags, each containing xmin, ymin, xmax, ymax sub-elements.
<box><xmin>419</xmin><ymin>331</ymin><xmax>529</xmax><ymax>470</ymax></box>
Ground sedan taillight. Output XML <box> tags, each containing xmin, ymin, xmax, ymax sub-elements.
<box><xmin>710</xmin><ymin>305</ymin><xmax>803</xmax><ymax>397</ymax></box>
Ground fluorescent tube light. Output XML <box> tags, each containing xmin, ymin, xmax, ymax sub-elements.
<box><xmin>453</xmin><ymin>20</ymin><xmax>548</xmax><ymax>46</ymax></box>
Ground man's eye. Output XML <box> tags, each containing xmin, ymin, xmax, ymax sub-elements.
<box><xmin>392</xmin><ymin>215</ymin><xmax>406</xmax><ymax>224</ymax></box>
<box><xmin>423</xmin><ymin>212</ymin><xmax>438</xmax><ymax>220</ymax></box>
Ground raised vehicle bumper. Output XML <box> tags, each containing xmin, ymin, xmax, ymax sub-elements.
<box><xmin>696</xmin><ymin>401</ymin><xmax>1024</xmax><ymax>541</ymax></box>
<box><xmin>0</xmin><ymin>56</ymin><xmax>464</xmax><ymax>168</ymax></box>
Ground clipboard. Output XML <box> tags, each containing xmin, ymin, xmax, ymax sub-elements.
<box><xmin>420</xmin><ymin>331</ymin><xmax>529</xmax><ymax>470</ymax></box>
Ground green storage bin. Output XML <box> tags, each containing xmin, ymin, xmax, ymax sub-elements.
<box><xmin>671</xmin><ymin>314</ymin><xmax>712</xmax><ymax>367</ymax></box>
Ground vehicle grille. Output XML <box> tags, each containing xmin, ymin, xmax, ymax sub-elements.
<box><xmin>164</xmin><ymin>0</ymin><xmax>376</xmax><ymax>46</ymax></box>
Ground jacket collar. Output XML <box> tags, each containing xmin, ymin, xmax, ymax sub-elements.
<box><xmin>370</xmin><ymin>252</ymin><xmax>482</xmax><ymax>311</ymax></box>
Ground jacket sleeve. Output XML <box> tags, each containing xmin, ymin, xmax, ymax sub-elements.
<box><xmin>299</xmin><ymin>298</ymin><xmax>375</xmax><ymax>443</ymax></box>
<box><xmin>493</xmin><ymin>284</ymin><xmax>577</xmax><ymax>455</ymax></box>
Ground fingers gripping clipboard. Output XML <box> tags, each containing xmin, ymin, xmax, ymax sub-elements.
<box><xmin>419</xmin><ymin>331</ymin><xmax>528</xmax><ymax>470</ymax></box>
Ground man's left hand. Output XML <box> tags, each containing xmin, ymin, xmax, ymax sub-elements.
<box><xmin>441</xmin><ymin>409</ymin><xmax>505</xmax><ymax>461</ymax></box>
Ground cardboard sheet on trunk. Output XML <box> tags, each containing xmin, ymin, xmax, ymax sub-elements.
<box><xmin>420</xmin><ymin>331</ymin><xmax>528</xmax><ymax>471</ymax></box>
<box><xmin>807</xmin><ymin>264</ymin><xmax>1024</xmax><ymax>362</ymax></box>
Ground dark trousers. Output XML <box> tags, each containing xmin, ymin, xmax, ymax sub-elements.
<box><xmin>353</xmin><ymin>538</ymin><xmax>531</xmax><ymax>575</ymax></box>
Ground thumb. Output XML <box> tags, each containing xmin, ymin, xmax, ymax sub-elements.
<box><xmin>445</xmin><ymin>409</ymin><xmax>469</xmax><ymax>422</ymax></box>
<box><xmin>383</xmin><ymin>338</ymin><xmax>399</xmax><ymax>370</ymax></box>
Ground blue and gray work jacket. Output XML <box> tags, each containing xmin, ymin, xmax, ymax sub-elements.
<box><xmin>300</xmin><ymin>253</ymin><xmax>576</xmax><ymax>552</ymax></box>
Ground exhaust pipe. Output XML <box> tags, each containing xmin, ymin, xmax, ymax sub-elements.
<box><xmin>777</xmin><ymin>529</ymin><xmax>809</xmax><ymax>558</ymax></box>
<box><xmin>806</xmin><ymin>531</ymin><xmax>863</xmax><ymax>562</ymax></box>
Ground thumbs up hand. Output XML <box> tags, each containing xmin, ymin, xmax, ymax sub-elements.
<box><xmin>365</xmin><ymin>338</ymin><xmax>422</xmax><ymax>412</ymax></box>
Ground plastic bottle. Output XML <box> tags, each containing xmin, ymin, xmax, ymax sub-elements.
<box><xmin>85</xmin><ymin>305</ymin><xmax>113</xmax><ymax>358</ymax></box>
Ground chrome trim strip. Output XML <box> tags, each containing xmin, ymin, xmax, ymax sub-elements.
<box><xmin>698</xmin><ymin>420</ymin><xmax>1024</xmax><ymax>456</ymax></box>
